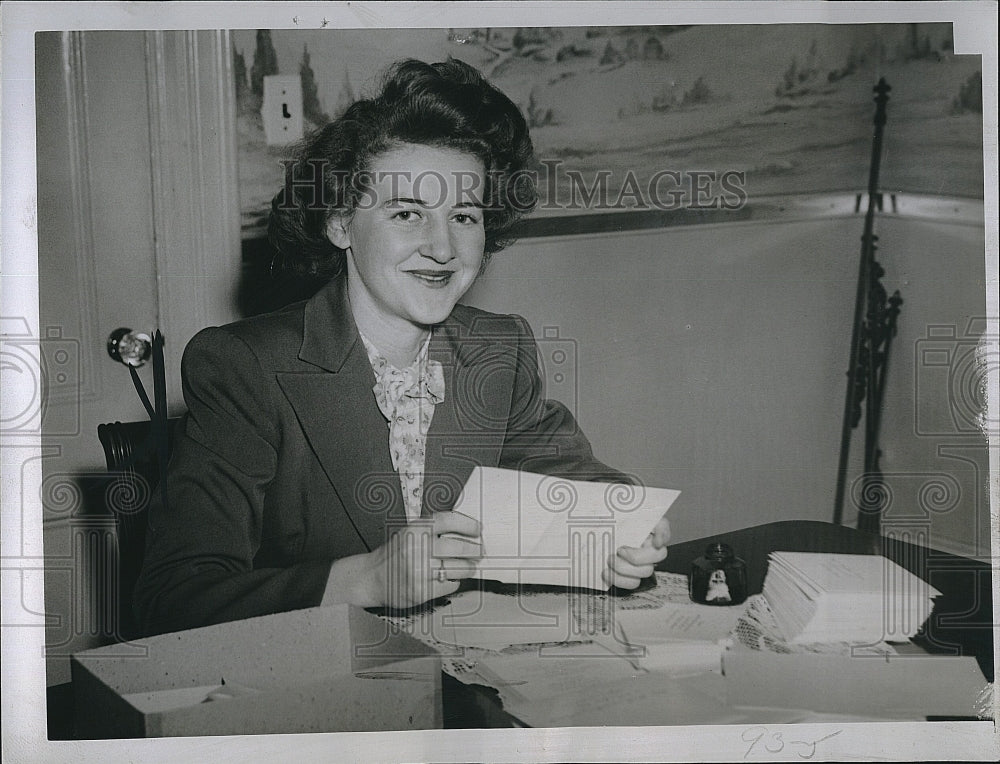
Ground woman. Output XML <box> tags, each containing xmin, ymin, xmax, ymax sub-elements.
<box><xmin>134</xmin><ymin>59</ymin><xmax>669</xmax><ymax>637</ymax></box>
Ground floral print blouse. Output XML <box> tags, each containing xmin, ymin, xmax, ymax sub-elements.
<box><xmin>359</xmin><ymin>332</ymin><xmax>445</xmax><ymax>523</ymax></box>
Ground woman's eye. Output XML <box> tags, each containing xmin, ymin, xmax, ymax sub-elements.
<box><xmin>452</xmin><ymin>213</ymin><xmax>480</xmax><ymax>225</ymax></box>
<box><xmin>392</xmin><ymin>209</ymin><xmax>420</xmax><ymax>222</ymax></box>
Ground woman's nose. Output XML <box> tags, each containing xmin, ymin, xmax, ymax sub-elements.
<box><xmin>418</xmin><ymin>219</ymin><xmax>454</xmax><ymax>263</ymax></box>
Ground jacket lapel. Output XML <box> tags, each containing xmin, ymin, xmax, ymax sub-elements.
<box><xmin>423</xmin><ymin>315</ymin><xmax>511</xmax><ymax>514</ymax></box>
<box><xmin>275</xmin><ymin>279</ymin><xmax>405</xmax><ymax>551</ymax></box>
<box><xmin>276</xmin><ymin>280</ymin><xmax>517</xmax><ymax>531</ymax></box>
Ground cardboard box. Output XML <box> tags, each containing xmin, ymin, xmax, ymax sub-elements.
<box><xmin>723</xmin><ymin>644</ymin><xmax>988</xmax><ymax>719</ymax></box>
<box><xmin>71</xmin><ymin>605</ymin><xmax>441</xmax><ymax>738</ymax></box>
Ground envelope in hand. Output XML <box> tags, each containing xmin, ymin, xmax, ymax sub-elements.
<box><xmin>452</xmin><ymin>466</ymin><xmax>679</xmax><ymax>590</ymax></box>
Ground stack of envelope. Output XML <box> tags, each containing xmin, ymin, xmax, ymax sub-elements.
<box><xmin>761</xmin><ymin>552</ymin><xmax>940</xmax><ymax>644</ymax></box>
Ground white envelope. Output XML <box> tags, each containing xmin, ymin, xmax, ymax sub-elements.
<box><xmin>452</xmin><ymin>466</ymin><xmax>680</xmax><ymax>590</ymax></box>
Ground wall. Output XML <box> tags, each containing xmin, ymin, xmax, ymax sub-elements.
<box><xmin>874</xmin><ymin>216</ymin><xmax>990</xmax><ymax>560</ymax></box>
<box><xmin>465</xmin><ymin>211</ymin><xmax>989</xmax><ymax>559</ymax></box>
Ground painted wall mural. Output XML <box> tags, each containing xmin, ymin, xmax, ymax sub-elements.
<box><xmin>233</xmin><ymin>24</ymin><xmax>984</xmax><ymax>239</ymax></box>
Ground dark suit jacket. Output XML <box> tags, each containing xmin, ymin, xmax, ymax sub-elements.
<box><xmin>134</xmin><ymin>277</ymin><xmax>627</xmax><ymax>636</ymax></box>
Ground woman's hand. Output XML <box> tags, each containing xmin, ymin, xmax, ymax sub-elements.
<box><xmin>602</xmin><ymin>515</ymin><xmax>671</xmax><ymax>590</ymax></box>
<box><xmin>360</xmin><ymin>511</ymin><xmax>482</xmax><ymax>609</ymax></box>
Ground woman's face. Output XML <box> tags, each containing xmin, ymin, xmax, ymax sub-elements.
<box><xmin>328</xmin><ymin>143</ymin><xmax>487</xmax><ymax>330</ymax></box>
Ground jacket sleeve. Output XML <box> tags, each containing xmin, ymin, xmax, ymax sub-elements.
<box><xmin>133</xmin><ymin>327</ymin><xmax>334</xmax><ymax>636</ymax></box>
<box><xmin>497</xmin><ymin>315</ymin><xmax>635</xmax><ymax>485</ymax></box>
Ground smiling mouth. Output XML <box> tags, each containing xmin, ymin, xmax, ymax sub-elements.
<box><xmin>405</xmin><ymin>270</ymin><xmax>454</xmax><ymax>286</ymax></box>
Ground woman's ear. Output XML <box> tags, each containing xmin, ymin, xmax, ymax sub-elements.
<box><xmin>325</xmin><ymin>214</ymin><xmax>351</xmax><ymax>250</ymax></box>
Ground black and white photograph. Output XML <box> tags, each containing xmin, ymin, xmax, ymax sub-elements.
<box><xmin>2</xmin><ymin>2</ymin><xmax>997</xmax><ymax>761</ymax></box>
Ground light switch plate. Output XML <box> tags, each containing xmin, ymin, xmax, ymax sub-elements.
<box><xmin>262</xmin><ymin>75</ymin><xmax>303</xmax><ymax>146</ymax></box>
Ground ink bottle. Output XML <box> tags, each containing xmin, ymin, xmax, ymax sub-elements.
<box><xmin>689</xmin><ymin>542</ymin><xmax>747</xmax><ymax>606</ymax></box>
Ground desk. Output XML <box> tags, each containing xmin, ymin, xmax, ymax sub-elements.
<box><xmin>49</xmin><ymin>520</ymin><xmax>993</xmax><ymax>736</ymax></box>
<box><xmin>443</xmin><ymin>520</ymin><xmax>993</xmax><ymax>727</ymax></box>
<box><xmin>662</xmin><ymin>520</ymin><xmax>993</xmax><ymax>682</ymax></box>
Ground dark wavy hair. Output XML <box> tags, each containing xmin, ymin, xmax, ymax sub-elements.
<box><xmin>268</xmin><ymin>58</ymin><xmax>537</xmax><ymax>280</ymax></box>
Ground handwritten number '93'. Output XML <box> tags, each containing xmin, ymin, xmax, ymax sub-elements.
<box><xmin>742</xmin><ymin>726</ymin><xmax>842</xmax><ymax>759</ymax></box>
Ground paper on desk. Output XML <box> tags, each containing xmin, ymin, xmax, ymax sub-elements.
<box><xmin>506</xmin><ymin>671</ymin><xmax>745</xmax><ymax>727</ymax></box>
<box><xmin>632</xmin><ymin>641</ymin><xmax>726</xmax><ymax>675</ymax></box>
<box><xmin>475</xmin><ymin>642</ymin><xmax>644</xmax><ymax>704</ymax></box>
<box><xmin>405</xmin><ymin>588</ymin><xmax>588</xmax><ymax>651</ymax></box>
<box><xmin>607</xmin><ymin>580</ymin><xmax>751</xmax><ymax>674</ymax></box>
<box><xmin>723</xmin><ymin>646</ymin><xmax>989</xmax><ymax>718</ymax></box>
<box><xmin>453</xmin><ymin>467</ymin><xmax>679</xmax><ymax>590</ymax></box>
<box><xmin>616</xmin><ymin>598</ymin><xmax>749</xmax><ymax>644</ymax></box>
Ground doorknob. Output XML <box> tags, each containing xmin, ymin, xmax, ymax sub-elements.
<box><xmin>107</xmin><ymin>327</ymin><xmax>152</xmax><ymax>367</ymax></box>
<box><xmin>106</xmin><ymin>328</ymin><xmax>165</xmax><ymax>421</ymax></box>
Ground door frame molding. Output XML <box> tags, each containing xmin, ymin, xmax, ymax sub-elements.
<box><xmin>143</xmin><ymin>29</ymin><xmax>242</xmax><ymax>412</ymax></box>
